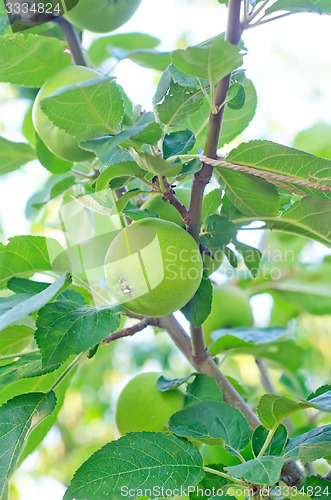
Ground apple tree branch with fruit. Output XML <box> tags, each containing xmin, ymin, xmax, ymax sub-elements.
<box><xmin>0</xmin><ymin>0</ymin><xmax>331</xmax><ymax>498</ymax></box>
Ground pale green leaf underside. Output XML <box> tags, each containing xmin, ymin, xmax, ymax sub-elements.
<box><xmin>0</xmin><ymin>137</ymin><xmax>36</xmax><ymax>176</ymax></box>
<box><xmin>284</xmin><ymin>424</ymin><xmax>331</xmax><ymax>461</ymax></box>
<box><xmin>0</xmin><ymin>34</ymin><xmax>71</xmax><ymax>87</ymax></box>
<box><xmin>0</xmin><ymin>272</ymin><xmax>71</xmax><ymax>332</ymax></box>
<box><xmin>172</xmin><ymin>37</ymin><xmax>243</xmax><ymax>87</ymax></box>
<box><xmin>64</xmin><ymin>432</ymin><xmax>204</xmax><ymax>500</ymax></box>
<box><xmin>225</xmin><ymin>456</ymin><xmax>285</xmax><ymax>486</ymax></box>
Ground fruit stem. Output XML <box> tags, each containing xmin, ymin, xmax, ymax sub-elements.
<box><xmin>56</xmin><ymin>17</ymin><xmax>88</xmax><ymax>67</ymax></box>
<box><xmin>0</xmin><ymin>348</ymin><xmax>39</xmax><ymax>361</ymax></box>
<box><xmin>48</xmin><ymin>352</ymin><xmax>85</xmax><ymax>392</ymax></box>
<box><xmin>203</xmin><ymin>466</ymin><xmax>247</xmax><ymax>486</ymax></box>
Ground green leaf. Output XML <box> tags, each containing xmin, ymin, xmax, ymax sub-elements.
<box><xmin>0</xmin><ymin>34</ymin><xmax>71</xmax><ymax>86</ymax></box>
<box><xmin>0</xmin><ymin>136</ymin><xmax>36</xmax><ymax>176</ymax></box>
<box><xmin>252</xmin><ymin>424</ymin><xmax>288</xmax><ymax>457</ymax></box>
<box><xmin>0</xmin><ymin>272</ymin><xmax>71</xmax><ymax>332</ymax></box>
<box><xmin>96</xmin><ymin>161</ymin><xmax>146</xmax><ymax>196</ymax></box>
<box><xmin>157</xmin><ymin>81</ymin><xmax>204</xmax><ymax>128</ymax></box>
<box><xmin>0</xmin><ymin>236</ymin><xmax>70</xmax><ymax>289</ymax></box>
<box><xmin>232</xmin><ymin>196</ymin><xmax>331</xmax><ymax>248</ymax></box>
<box><xmin>35</xmin><ymin>301</ymin><xmax>121</xmax><ymax>368</ymax></box>
<box><xmin>88</xmin><ymin>32</ymin><xmax>160</xmax><ymax>66</ymax></box>
<box><xmin>200</xmin><ymin>214</ymin><xmax>237</xmax><ymax>249</ymax></box>
<box><xmin>129</xmin><ymin>149</ymin><xmax>182</xmax><ymax>176</ymax></box>
<box><xmin>0</xmin><ymin>354</ymin><xmax>60</xmax><ymax>389</ymax></box>
<box><xmin>0</xmin><ymin>325</ymin><xmax>34</xmax><ymax>360</ymax></box>
<box><xmin>185</xmin><ymin>373</ymin><xmax>223</xmax><ymax>406</ymax></box>
<box><xmin>217</xmin><ymin>169</ymin><xmax>280</xmax><ymax>217</ymax></box>
<box><xmin>225</xmin><ymin>456</ymin><xmax>285</xmax><ymax>486</ymax></box>
<box><xmin>236</xmin><ymin>340</ymin><xmax>305</xmax><ymax>373</ymax></box>
<box><xmin>226</xmin><ymin>140</ymin><xmax>331</xmax><ymax>199</ymax></box>
<box><xmin>81</xmin><ymin>121</ymin><xmax>162</xmax><ymax>160</ymax></box>
<box><xmin>201</xmin><ymin>189</ymin><xmax>222</xmax><ymax>224</ymax></box>
<box><xmin>294</xmin><ymin>122</ymin><xmax>331</xmax><ymax>160</ymax></box>
<box><xmin>226</xmin><ymin>82</ymin><xmax>246</xmax><ymax>110</ymax></box>
<box><xmin>257</xmin><ymin>394</ymin><xmax>313</xmax><ymax>429</ymax></box>
<box><xmin>122</xmin><ymin>205</ymin><xmax>159</xmax><ymax>221</ymax></box>
<box><xmin>41</xmin><ymin>78</ymin><xmax>124</xmax><ymax>138</ymax></box>
<box><xmin>163</xmin><ymin>129</ymin><xmax>196</xmax><ymax>158</ymax></box>
<box><xmin>300</xmin><ymin>475</ymin><xmax>331</xmax><ymax>500</ymax></box>
<box><xmin>233</xmin><ymin>240</ymin><xmax>262</xmax><ymax>278</ymax></box>
<box><xmin>169</xmin><ymin>401</ymin><xmax>251</xmax><ymax>450</ymax></box>
<box><xmin>157</xmin><ymin>374</ymin><xmax>192</xmax><ymax>391</ymax></box>
<box><xmin>265</xmin><ymin>0</ymin><xmax>322</xmax><ymax>16</ymax></box>
<box><xmin>125</xmin><ymin>50</ymin><xmax>171</xmax><ymax>71</ymax></box>
<box><xmin>35</xmin><ymin>133</ymin><xmax>73</xmax><ymax>174</ymax></box>
<box><xmin>209</xmin><ymin>326</ymin><xmax>288</xmax><ymax>355</ymax></box>
<box><xmin>182</xmin><ymin>78</ymin><xmax>257</xmax><ymax>149</ymax></box>
<box><xmin>284</xmin><ymin>425</ymin><xmax>331</xmax><ymax>461</ymax></box>
<box><xmin>181</xmin><ymin>274</ymin><xmax>212</xmax><ymax>327</ymax></box>
<box><xmin>63</xmin><ymin>432</ymin><xmax>204</xmax><ymax>500</ymax></box>
<box><xmin>0</xmin><ymin>391</ymin><xmax>56</xmax><ymax>497</ymax></box>
<box><xmin>172</xmin><ymin>36</ymin><xmax>243</xmax><ymax>87</ymax></box>
<box><xmin>114</xmin><ymin>188</ymin><xmax>143</xmax><ymax>214</ymax></box>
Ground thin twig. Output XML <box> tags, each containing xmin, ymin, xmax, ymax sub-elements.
<box><xmin>255</xmin><ymin>358</ymin><xmax>275</xmax><ymax>394</ymax></box>
<box><xmin>0</xmin><ymin>348</ymin><xmax>40</xmax><ymax>361</ymax></box>
<box><xmin>48</xmin><ymin>353</ymin><xmax>84</xmax><ymax>392</ymax></box>
<box><xmin>102</xmin><ymin>318</ymin><xmax>152</xmax><ymax>343</ymax></box>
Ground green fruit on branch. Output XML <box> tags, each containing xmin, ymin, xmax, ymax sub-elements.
<box><xmin>115</xmin><ymin>372</ymin><xmax>184</xmax><ymax>434</ymax></box>
<box><xmin>203</xmin><ymin>285</ymin><xmax>253</xmax><ymax>346</ymax></box>
<box><xmin>105</xmin><ymin>218</ymin><xmax>203</xmax><ymax>317</ymax></box>
<box><xmin>33</xmin><ymin>65</ymin><xmax>100</xmax><ymax>162</ymax></box>
<box><xmin>141</xmin><ymin>188</ymin><xmax>191</xmax><ymax>227</ymax></box>
<box><xmin>64</xmin><ymin>0</ymin><xmax>143</xmax><ymax>33</ymax></box>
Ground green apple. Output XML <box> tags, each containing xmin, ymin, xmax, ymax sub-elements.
<box><xmin>105</xmin><ymin>218</ymin><xmax>203</xmax><ymax>317</ymax></box>
<box><xmin>141</xmin><ymin>188</ymin><xmax>191</xmax><ymax>227</ymax></box>
<box><xmin>33</xmin><ymin>65</ymin><xmax>100</xmax><ymax>162</ymax></box>
<box><xmin>203</xmin><ymin>285</ymin><xmax>253</xmax><ymax>346</ymax></box>
<box><xmin>115</xmin><ymin>372</ymin><xmax>184</xmax><ymax>434</ymax></box>
<box><xmin>64</xmin><ymin>0</ymin><xmax>143</xmax><ymax>33</ymax></box>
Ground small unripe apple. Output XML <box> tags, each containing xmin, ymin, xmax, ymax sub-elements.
<box><xmin>33</xmin><ymin>65</ymin><xmax>100</xmax><ymax>162</ymax></box>
<box><xmin>105</xmin><ymin>218</ymin><xmax>203</xmax><ymax>317</ymax></box>
<box><xmin>203</xmin><ymin>285</ymin><xmax>253</xmax><ymax>346</ymax></box>
<box><xmin>141</xmin><ymin>188</ymin><xmax>191</xmax><ymax>227</ymax></box>
<box><xmin>115</xmin><ymin>372</ymin><xmax>185</xmax><ymax>434</ymax></box>
<box><xmin>64</xmin><ymin>0</ymin><xmax>143</xmax><ymax>33</ymax></box>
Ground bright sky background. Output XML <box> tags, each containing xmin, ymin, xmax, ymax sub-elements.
<box><xmin>1</xmin><ymin>1</ymin><xmax>331</xmax><ymax>497</ymax></box>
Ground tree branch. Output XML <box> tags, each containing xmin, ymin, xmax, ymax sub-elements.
<box><xmin>187</xmin><ymin>0</ymin><xmax>243</xmax><ymax>359</ymax></box>
<box><xmin>56</xmin><ymin>17</ymin><xmax>88</xmax><ymax>66</ymax></box>
<box><xmin>159</xmin><ymin>315</ymin><xmax>261</xmax><ymax>429</ymax></box>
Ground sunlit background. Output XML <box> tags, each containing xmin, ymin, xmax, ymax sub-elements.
<box><xmin>1</xmin><ymin>0</ymin><xmax>331</xmax><ymax>498</ymax></box>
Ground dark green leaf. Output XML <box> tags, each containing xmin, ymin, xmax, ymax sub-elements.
<box><xmin>157</xmin><ymin>81</ymin><xmax>204</xmax><ymax>128</ymax></box>
<box><xmin>185</xmin><ymin>373</ymin><xmax>223</xmax><ymax>406</ymax></box>
<box><xmin>163</xmin><ymin>130</ymin><xmax>196</xmax><ymax>158</ymax></box>
<box><xmin>64</xmin><ymin>432</ymin><xmax>204</xmax><ymax>500</ymax></box>
<box><xmin>181</xmin><ymin>274</ymin><xmax>212</xmax><ymax>327</ymax></box>
<box><xmin>233</xmin><ymin>240</ymin><xmax>262</xmax><ymax>278</ymax></box>
<box><xmin>35</xmin><ymin>301</ymin><xmax>121</xmax><ymax>368</ymax></box>
<box><xmin>200</xmin><ymin>214</ymin><xmax>237</xmax><ymax>249</ymax></box>
<box><xmin>252</xmin><ymin>424</ymin><xmax>288</xmax><ymax>457</ymax></box>
<box><xmin>157</xmin><ymin>374</ymin><xmax>192</xmax><ymax>391</ymax></box>
<box><xmin>0</xmin><ymin>392</ymin><xmax>56</xmax><ymax>496</ymax></box>
<box><xmin>226</xmin><ymin>83</ymin><xmax>246</xmax><ymax>110</ymax></box>
<box><xmin>0</xmin><ymin>354</ymin><xmax>60</xmax><ymax>389</ymax></box>
<box><xmin>169</xmin><ymin>401</ymin><xmax>251</xmax><ymax>450</ymax></box>
<box><xmin>201</xmin><ymin>189</ymin><xmax>222</xmax><ymax>224</ymax></box>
